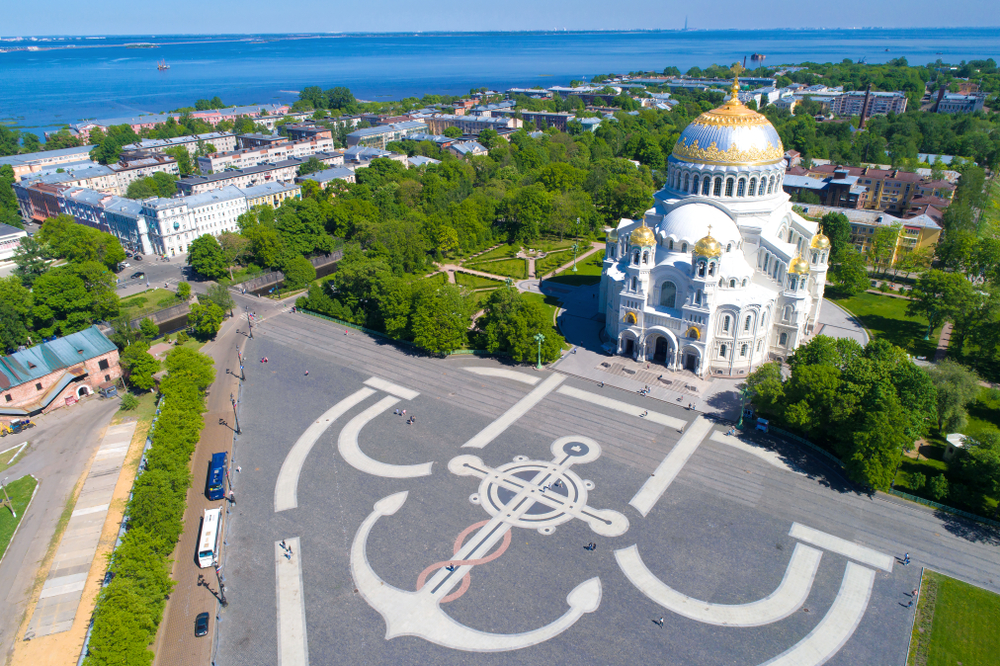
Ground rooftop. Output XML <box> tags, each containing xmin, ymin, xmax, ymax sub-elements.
<box><xmin>239</xmin><ymin>182</ymin><xmax>301</xmax><ymax>198</ymax></box>
<box><xmin>0</xmin><ymin>326</ymin><xmax>116</xmax><ymax>391</ymax></box>
<box><xmin>0</xmin><ymin>144</ymin><xmax>96</xmax><ymax>167</ymax></box>
<box><xmin>296</xmin><ymin>167</ymin><xmax>355</xmax><ymax>183</ymax></box>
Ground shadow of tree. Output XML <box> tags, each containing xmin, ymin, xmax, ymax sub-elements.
<box><xmin>935</xmin><ymin>510</ymin><xmax>1000</xmax><ymax>546</ymax></box>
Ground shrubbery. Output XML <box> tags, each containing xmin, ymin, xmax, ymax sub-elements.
<box><xmin>84</xmin><ymin>347</ymin><xmax>214</xmax><ymax>666</ymax></box>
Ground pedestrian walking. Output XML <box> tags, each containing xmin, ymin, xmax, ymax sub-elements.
<box><xmin>654</xmin><ymin>617</ymin><xmax>665</xmax><ymax>627</ymax></box>
<box><xmin>284</xmin><ymin>552</ymin><xmax>291</xmax><ymax>560</ymax></box>
<box><xmin>912</xmin><ymin>588</ymin><xmax>918</xmax><ymax>597</ymax></box>
<box><xmin>902</xmin><ymin>552</ymin><xmax>910</xmax><ymax>565</ymax></box>
<box><xmin>281</xmin><ymin>540</ymin><xmax>287</xmax><ymax>550</ymax></box>
<box><xmin>907</xmin><ymin>599</ymin><xmax>913</xmax><ymax>608</ymax></box>
<box><xmin>236</xmin><ymin>466</ymin><xmax>241</xmax><ymax>473</ymax></box>
<box><xmin>599</xmin><ymin>381</ymin><xmax>604</xmax><ymax>388</ymax></box>
<box><xmin>229</xmin><ymin>491</ymin><xmax>236</xmax><ymax>505</ymax></box>
<box><xmin>305</xmin><ymin>370</ymin><xmax>309</xmax><ymax>376</ymax></box>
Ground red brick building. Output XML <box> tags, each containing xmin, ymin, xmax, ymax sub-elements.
<box><xmin>0</xmin><ymin>326</ymin><xmax>121</xmax><ymax>424</ymax></box>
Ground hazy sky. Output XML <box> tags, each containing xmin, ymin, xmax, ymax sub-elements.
<box><xmin>4</xmin><ymin>0</ymin><xmax>998</xmax><ymax>35</ymax></box>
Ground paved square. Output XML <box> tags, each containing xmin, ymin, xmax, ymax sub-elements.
<box><xmin>212</xmin><ymin>312</ymin><xmax>1000</xmax><ymax>666</ymax></box>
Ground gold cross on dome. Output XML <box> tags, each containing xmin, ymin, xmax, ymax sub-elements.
<box><xmin>729</xmin><ymin>63</ymin><xmax>745</xmax><ymax>99</ymax></box>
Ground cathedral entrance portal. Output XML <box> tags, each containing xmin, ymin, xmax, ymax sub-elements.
<box><xmin>684</xmin><ymin>353</ymin><xmax>697</xmax><ymax>372</ymax></box>
<box><xmin>623</xmin><ymin>339</ymin><xmax>634</xmax><ymax>357</ymax></box>
<box><xmin>653</xmin><ymin>337</ymin><xmax>668</xmax><ymax>363</ymax></box>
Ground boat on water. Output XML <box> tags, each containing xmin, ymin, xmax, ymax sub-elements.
<box><xmin>157</xmin><ymin>59</ymin><xmax>170</xmax><ymax>70</ymax></box>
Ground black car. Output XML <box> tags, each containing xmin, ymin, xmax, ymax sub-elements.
<box><xmin>131</xmin><ymin>271</ymin><xmax>145</xmax><ymax>279</ymax></box>
<box><xmin>194</xmin><ymin>612</ymin><xmax>210</xmax><ymax>637</ymax></box>
<box><xmin>133</xmin><ymin>254</ymin><xmax>143</xmax><ymax>261</ymax></box>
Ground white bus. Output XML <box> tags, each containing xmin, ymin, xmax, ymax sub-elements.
<box><xmin>198</xmin><ymin>508</ymin><xmax>222</xmax><ymax>568</ymax></box>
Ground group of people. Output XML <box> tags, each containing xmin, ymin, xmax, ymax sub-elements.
<box><xmin>393</xmin><ymin>409</ymin><xmax>416</xmax><ymax>425</ymax></box>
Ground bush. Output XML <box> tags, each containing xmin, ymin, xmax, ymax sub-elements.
<box><xmin>120</xmin><ymin>393</ymin><xmax>139</xmax><ymax>410</ymax></box>
<box><xmin>175</xmin><ymin>331</ymin><xmax>189</xmax><ymax>344</ymax></box>
<box><xmin>929</xmin><ymin>474</ymin><xmax>949</xmax><ymax>501</ymax></box>
<box><xmin>909</xmin><ymin>472</ymin><xmax>927</xmax><ymax>492</ymax></box>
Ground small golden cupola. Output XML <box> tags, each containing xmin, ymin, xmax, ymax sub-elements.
<box><xmin>789</xmin><ymin>253</ymin><xmax>811</xmax><ymax>275</ymax></box>
<box><xmin>694</xmin><ymin>225</ymin><xmax>723</xmax><ymax>258</ymax></box>
<box><xmin>630</xmin><ymin>220</ymin><xmax>656</xmax><ymax>247</ymax></box>
<box><xmin>810</xmin><ymin>226</ymin><xmax>831</xmax><ymax>250</ymax></box>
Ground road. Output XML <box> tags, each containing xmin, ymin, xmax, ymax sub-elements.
<box><xmin>0</xmin><ymin>397</ymin><xmax>120</xmax><ymax>666</ymax></box>
<box><xmin>114</xmin><ymin>252</ymin><xmax>195</xmax><ymax>299</ymax></box>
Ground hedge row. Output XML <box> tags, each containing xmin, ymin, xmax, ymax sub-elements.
<box><xmin>84</xmin><ymin>347</ymin><xmax>215</xmax><ymax>666</ymax></box>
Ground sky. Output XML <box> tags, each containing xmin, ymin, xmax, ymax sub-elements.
<box><xmin>3</xmin><ymin>0</ymin><xmax>998</xmax><ymax>35</ymax></box>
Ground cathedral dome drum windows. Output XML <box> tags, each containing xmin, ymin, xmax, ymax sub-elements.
<box><xmin>660</xmin><ymin>282</ymin><xmax>677</xmax><ymax>309</ymax></box>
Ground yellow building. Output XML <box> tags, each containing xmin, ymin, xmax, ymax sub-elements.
<box><xmin>797</xmin><ymin>204</ymin><xmax>941</xmax><ymax>265</ymax></box>
<box><xmin>239</xmin><ymin>182</ymin><xmax>301</xmax><ymax>209</ymax></box>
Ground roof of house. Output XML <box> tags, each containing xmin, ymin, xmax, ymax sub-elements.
<box><xmin>239</xmin><ymin>182</ymin><xmax>301</xmax><ymax>198</ymax></box>
<box><xmin>407</xmin><ymin>156</ymin><xmax>441</xmax><ymax>167</ymax></box>
<box><xmin>0</xmin><ymin>223</ymin><xmax>27</xmax><ymax>239</ymax></box>
<box><xmin>451</xmin><ymin>141</ymin><xmax>487</xmax><ymax>156</ymax></box>
<box><xmin>0</xmin><ymin>326</ymin><xmax>116</xmax><ymax>391</ymax></box>
<box><xmin>296</xmin><ymin>167</ymin><xmax>356</xmax><ymax>184</ymax></box>
<box><xmin>0</xmin><ymin>145</ymin><xmax>96</xmax><ymax>167</ymax></box>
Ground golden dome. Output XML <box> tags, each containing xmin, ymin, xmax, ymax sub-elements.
<box><xmin>810</xmin><ymin>229</ymin><xmax>831</xmax><ymax>250</ymax></box>
<box><xmin>789</xmin><ymin>254</ymin><xmax>811</xmax><ymax>275</ymax></box>
<box><xmin>630</xmin><ymin>220</ymin><xmax>655</xmax><ymax>247</ymax></box>
<box><xmin>693</xmin><ymin>225</ymin><xmax>723</xmax><ymax>258</ymax></box>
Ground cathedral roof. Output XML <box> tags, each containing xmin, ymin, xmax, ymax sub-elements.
<box><xmin>789</xmin><ymin>254</ymin><xmax>811</xmax><ymax>275</ymax></box>
<box><xmin>629</xmin><ymin>220</ymin><xmax>656</xmax><ymax>246</ymax></box>
<box><xmin>670</xmin><ymin>77</ymin><xmax>784</xmax><ymax>167</ymax></box>
<box><xmin>694</xmin><ymin>226</ymin><xmax>723</xmax><ymax>258</ymax></box>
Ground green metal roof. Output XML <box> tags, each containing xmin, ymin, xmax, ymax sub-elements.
<box><xmin>0</xmin><ymin>326</ymin><xmax>116</xmax><ymax>391</ymax></box>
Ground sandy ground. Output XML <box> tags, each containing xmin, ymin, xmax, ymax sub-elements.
<box><xmin>10</xmin><ymin>415</ymin><xmax>151</xmax><ymax>666</ymax></box>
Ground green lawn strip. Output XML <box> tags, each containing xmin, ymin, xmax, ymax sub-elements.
<box><xmin>966</xmin><ymin>386</ymin><xmax>1000</xmax><ymax>439</ymax></box>
<box><xmin>829</xmin><ymin>291</ymin><xmax>940</xmax><ymax>358</ymax></box>
<box><xmin>422</xmin><ymin>272</ymin><xmax>449</xmax><ymax>285</ymax></box>
<box><xmin>462</xmin><ymin>244</ymin><xmax>518</xmax><ymax>264</ymax></box>
<box><xmin>120</xmin><ymin>288</ymin><xmax>183</xmax><ymax>320</ymax></box>
<box><xmin>0</xmin><ymin>440</ymin><xmax>31</xmax><ymax>474</ymax></box>
<box><xmin>465</xmin><ymin>258</ymin><xmax>527</xmax><ymax>280</ymax></box>
<box><xmin>526</xmin><ymin>238</ymin><xmax>577</xmax><ymax>253</ymax></box>
<box><xmin>908</xmin><ymin>569</ymin><xmax>1000</xmax><ymax>666</ymax></box>
<box><xmin>0</xmin><ymin>475</ymin><xmax>39</xmax><ymax>561</ymax></box>
<box><xmin>455</xmin><ymin>272</ymin><xmax>505</xmax><ymax>290</ymax></box>
<box><xmin>534</xmin><ymin>249</ymin><xmax>574</xmax><ymax>276</ymax></box>
<box><xmin>546</xmin><ymin>251</ymin><xmax>603</xmax><ymax>286</ymax></box>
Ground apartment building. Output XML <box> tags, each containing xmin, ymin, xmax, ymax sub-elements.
<box><xmin>108</xmin><ymin>155</ymin><xmax>179</xmax><ymax>188</ymax></box>
<box><xmin>798</xmin><ymin>204</ymin><xmax>942</xmax><ymax>265</ymax></box>
<box><xmin>196</xmin><ymin>137</ymin><xmax>335</xmax><ymax>174</ymax></box>
<box><xmin>120</xmin><ymin>132</ymin><xmax>237</xmax><ymax>158</ymax></box>
<box><xmin>283</xmin><ymin>123</ymin><xmax>334</xmax><ymax>142</ymax></box>
<box><xmin>0</xmin><ymin>145</ymin><xmax>97</xmax><ymax>182</ymax></box>
<box><xmin>799</xmin><ymin>164</ymin><xmax>953</xmax><ymax>215</ymax></box>
<box><xmin>424</xmin><ymin>114</ymin><xmax>520</xmax><ymax>136</ymax></box>
<box><xmin>346</xmin><ymin>121</ymin><xmax>428</xmax><ymax>149</ymax></box>
<box><xmin>177</xmin><ymin>160</ymin><xmax>301</xmax><ymax>195</ymax></box>
<box><xmin>295</xmin><ymin>167</ymin><xmax>356</xmax><ymax>189</ymax></box>
<box><xmin>143</xmin><ymin>186</ymin><xmax>248</xmax><ymax>256</ymax></box>
<box><xmin>236</xmin><ymin>133</ymin><xmax>289</xmax><ymax>150</ymax></box>
<box><xmin>936</xmin><ymin>92</ymin><xmax>988</xmax><ymax>114</ymax></box>
<box><xmin>240</xmin><ymin>182</ymin><xmax>302</xmax><ymax>209</ymax></box>
<box><xmin>830</xmin><ymin>91</ymin><xmax>908</xmax><ymax>117</ymax></box>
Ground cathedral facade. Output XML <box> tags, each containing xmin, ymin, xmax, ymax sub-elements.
<box><xmin>599</xmin><ymin>79</ymin><xmax>831</xmax><ymax>378</ymax></box>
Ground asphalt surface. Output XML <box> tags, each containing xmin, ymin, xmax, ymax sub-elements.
<box><xmin>210</xmin><ymin>310</ymin><xmax>1000</xmax><ymax>666</ymax></box>
<box><xmin>0</xmin><ymin>396</ymin><xmax>120</xmax><ymax>665</ymax></box>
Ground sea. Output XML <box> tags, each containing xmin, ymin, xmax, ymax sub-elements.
<box><xmin>1</xmin><ymin>28</ymin><xmax>998</xmax><ymax>136</ymax></box>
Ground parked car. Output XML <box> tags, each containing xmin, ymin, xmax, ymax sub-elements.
<box><xmin>133</xmin><ymin>254</ymin><xmax>143</xmax><ymax>261</ymax></box>
<box><xmin>194</xmin><ymin>612</ymin><xmax>210</xmax><ymax>637</ymax></box>
<box><xmin>131</xmin><ymin>271</ymin><xmax>145</xmax><ymax>279</ymax></box>
<box><xmin>122</xmin><ymin>262</ymin><xmax>131</xmax><ymax>268</ymax></box>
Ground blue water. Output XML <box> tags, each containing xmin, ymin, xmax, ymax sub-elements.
<box><xmin>1</xmin><ymin>28</ymin><xmax>997</xmax><ymax>134</ymax></box>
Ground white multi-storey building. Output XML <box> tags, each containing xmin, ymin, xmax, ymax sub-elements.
<box><xmin>601</xmin><ymin>78</ymin><xmax>830</xmax><ymax>378</ymax></box>
<box><xmin>141</xmin><ymin>186</ymin><xmax>248</xmax><ymax>256</ymax></box>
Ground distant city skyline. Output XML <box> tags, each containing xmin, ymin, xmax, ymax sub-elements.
<box><xmin>3</xmin><ymin>0</ymin><xmax>998</xmax><ymax>36</ymax></box>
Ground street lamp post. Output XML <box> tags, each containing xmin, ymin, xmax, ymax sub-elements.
<box><xmin>230</xmin><ymin>393</ymin><xmax>241</xmax><ymax>434</ymax></box>
<box><xmin>534</xmin><ymin>333</ymin><xmax>545</xmax><ymax>370</ymax></box>
<box><xmin>246</xmin><ymin>307</ymin><xmax>254</xmax><ymax>339</ymax></box>
<box><xmin>215</xmin><ymin>565</ymin><xmax>228</xmax><ymax>607</ymax></box>
<box><xmin>236</xmin><ymin>347</ymin><xmax>244</xmax><ymax>381</ymax></box>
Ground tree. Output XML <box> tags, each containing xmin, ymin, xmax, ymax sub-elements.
<box><xmin>477</xmin><ymin>288</ymin><xmax>564</xmax><ymax>363</ymax></box>
<box><xmin>204</xmin><ymin>283</ymin><xmax>235</xmax><ymax>315</ymax></box>
<box><xmin>297</xmin><ymin>157</ymin><xmax>326</xmax><ymax>177</ymax></box>
<box><xmin>409</xmin><ymin>283</ymin><xmax>472</xmax><ymax>354</ymax></box>
<box><xmin>89</xmin><ymin>124</ymin><xmax>140</xmax><ymax>165</ymax></box>
<box><xmin>12</xmin><ymin>236</ymin><xmax>49</xmax><ymax>287</ymax></box>
<box><xmin>119</xmin><ymin>340</ymin><xmax>160</xmax><ymax>390</ymax></box>
<box><xmin>868</xmin><ymin>223</ymin><xmax>901</xmax><ymax>276</ymax></box>
<box><xmin>218</xmin><ymin>232</ymin><xmax>250</xmax><ymax>279</ymax></box>
<box><xmin>186</xmin><ymin>235</ymin><xmax>228</xmax><ymax>280</ymax></box>
<box><xmin>742</xmin><ymin>362</ymin><xmax>786</xmax><ymax>418</ymax></box>
<box><xmin>820</xmin><ymin>212</ymin><xmax>851</xmax><ymax>258</ymax></box>
<box><xmin>907</xmin><ymin>270</ymin><xmax>976</xmax><ymax>334</ymax></box>
<box><xmin>845</xmin><ymin>389</ymin><xmax>911</xmax><ymax>490</ymax></box>
<box><xmin>443</xmin><ymin>126</ymin><xmax>463</xmax><ymax>139</ymax></box>
<box><xmin>830</xmin><ymin>248</ymin><xmax>868</xmax><ymax>296</ymax></box>
<box><xmin>927</xmin><ymin>359</ymin><xmax>981</xmax><ymax>432</ymax></box>
<box><xmin>139</xmin><ymin>318</ymin><xmax>158</xmax><ymax>340</ymax></box>
<box><xmin>282</xmin><ymin>256</ymin><xmax>317</xmax><ymax>290</ymax></box>
<box><xmin>163</xmin><ymin>146</ymin><xmax>193</xmax><ymax>175</ymax></box>
<box><xmin>187</xmin><ymin>302</ymin><xmax>224</xmax><ymax>340</ymax></box>
<box><xmin>0</xmin><ymin>276</ymin><xmax>32</xmax><ymax>349</ymax></box>
<box><xmin>176</xmin><ymin>281</ymin><xmax>191</xmax><ymax>301</ymax></box>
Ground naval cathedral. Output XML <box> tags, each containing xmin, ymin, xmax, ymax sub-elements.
<box><xmin>599</xmin><ymin>76</ymin><xmax>831</xmax><ymax>378</ymax></box>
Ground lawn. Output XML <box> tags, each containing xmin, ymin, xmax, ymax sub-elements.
<box><xmin>980</xmin><ymin>177</ymin><xmax>1000</xmax><ymax>232</ymax></box>
<box><xmin>463</xmin><ymin>244</ymin><xmax>517</xmax><ymax>264</ymax></box>
<box><xmin>526</xmin><ymin>237</ymin><xmax>576</xmax><ymax>253</ymax></box>
<box><xmin>455</xmin><ymin>272</ymin><xmax>504</xmax><ymax>290</ymax></box>
<box><xmin>0</xmin><ymin>440</ymin><xmax>31</xmax><ymax>475</ymax></box>
<box><xmin>965</xmin><ymin>387</ymin><xmax>1000</xmax><ymax>440</ymax></box>
<box><xmin>546</xmin><ymin>250</ymin><xmax>604</xmax><ymax>286</ymax></box>
<box><xmin>534</xmin><ymin>249</ymin><xmax>573</xmax><ymax>277</ymax></box>
<box><xmin>120</xmin><ymin>288</ymin><xmax>183</xmax><ymax>320</ymax></box>
<box><xmin>0</xmin><ymin>475</ymin><xmax>38</xmax><ymax>560</ymax></box>
<box><xmin>829</xmin><ymin>291</ymin><xmax>940</xmax><ymax>357</ymax></box>
<box><xmin>422</xmin><ymin>272</ymin><xmax>449</xmax><ymax>286</ymax></box>
<box><xmin>465</xmin><ymin>258</ymin><xmax>528</xmax><ymax>280</ymax></box>
<box><xmin>908</xmin><ymin>569</ymin><xmax>1000</xmax><ymax>666</ymax></box>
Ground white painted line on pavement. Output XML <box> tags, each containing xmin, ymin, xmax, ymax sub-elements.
<box><xmin>709</xmin><ymin>431</ymin><xmax>805</xmax><ymax>475</ymax></box>
<box><xmin>760</xmin><ymin>562</ymin><xmax>876</xmax><ymax>666</ymax></box>
<box><xmin>275</xmin><ymin>537</ymin><xmax>309</xmax><ymax>666</ymax></box>
<box><xmin>789</xmin><ymin>523</ymin><xmax>894</xmax><ymax>572</ymax></box>
<box><xmin>629</xmin><ymin>416</ymin><xmax>714</xmax><ymax>517</ymax></box>
<box><xmin>71</xmin><ymin>503</ymin><xmax>110</xmax><ymax>518</ymax></box>
<box><xmin>557</xmin><ymin>385</ymin><xmax>685</xmax><ymax>429</ymax></box>
<box><xmin>364</xmin><ymin>377</ymin><xmax>420</xmax><ymax>400</ymax></box>
<box><xmin>463</xmin><ymin>367</ymin><xmax>540</xmax><ymax>385</ymax></box>
<box><xmin>274</xmin><ymin>388</ymin><xmax>376</xmax><ymax>512</ymax></box>
<box><xmin>338</xmin><ymin>396</ymin><xmax>434</xmax><ymax>478</ymax></box>
<box><xmin>462</xmin><ymin>374</ymin><xmax>566</xmax><ymax>449</ymax></box>
<box><xmin>615</xmin><ymin>542</ymin><xmax>822</xmax><ymax>627</ymax></box>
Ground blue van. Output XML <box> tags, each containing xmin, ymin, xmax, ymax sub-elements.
<box><xmin>206</xmin><ymin>452</ymin><xmax>228</xmax><ymax>501</ymax></box>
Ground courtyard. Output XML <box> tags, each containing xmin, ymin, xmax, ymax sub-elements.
<box><xmin>207</xmin><ymin>310</ymin><xmax>1000</xmax><ymax>665</ymax></box>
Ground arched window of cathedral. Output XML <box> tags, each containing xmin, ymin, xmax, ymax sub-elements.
<box><xmin>660</xmin><ymin>281</ymin><xmax>677</xmax><ymax>308</ymax></box>
<box><xmin>737</xmin><ymin>179</ymin><xmax>746</xmax><ymax>197</ymax></box>
<box><xmin>761</xmin><ymin>311</ymin><xmax>767</xmax><ymax>329</ymax></box>
<box><xmin>708</xmin><ymin>262</ymin><xmax>716</xmax><ymax>276</ymax></box>
<box><xmin>718</xmin><ymin>278</ymin><xmax>724</xmax><ymax>288</ymax></box>
<box><xmin>749</xmin><ymin>177</ymin><xmax>757</xmax><ymax>197</ymax></box>
<box><xmin>723</xmin><ymin>315</ymin><xmax>730</xmax><ymax>332</ymax></box>
<box><xmin>713</xmin><ymin>177</ymin><xmax>722</xmax><ymax>196</ymax></box>
<box><xmin>759</xmin><ymin>178</ymin><xmax>767</xmax><ymax>196</ymax></box>
<box><xmin>729</xmin><ymin>278</ymin><xmax>736</xmax><ymax>288</ymax></box>
<box><xmin>681</xmin><ymin>242</ymin><xmax>688</xmax><ymax>253</ymax></box>
<box><xmin>631</xmin><ymin>276</ymin><xmax>637</xmax><ymax>291</ymax></box>
<box><xmin>783</xmin><ymin>305</ymin><xmax>791</xmax><ymax>322</ymax></box>
<box><xmin>726</xmin><ymin>242</ymin><xmax>732</xmax><ymax>253</ymax></box>
<box><xmin>741</xmin><ymin>278</ymin><xmax>748</xmax><ymax>287</ymax></box>
<box><xmin>703</xmin><ymin>177</ymin><xmax>712</xmax><ymax>195</ymax></box>
<box><xmin>669</xmin><ymin>239</ymin><xmax>674</xmax><ymax>250</ymax></box>
<box><xmin>720</xmin><ymin>343</ymin><xmax>728</xmax><ymax>358</ymax></box>
<box><xmin>779</xmin><ymin>332</ymin><xmax>788</xmax><ymax>346</ymax></box>
<box><xmin>769</xmin><ymin>176</ymin><xmax>776</xmax><ymax>194</ymax></box>
<box><xmin>744</xmin><ymin>315</ymin><xmax>752</xmax><ymax>331</ymax></box>
<box><xmin>789</xmin><ymin>276</ymin><xmax>797</xmax><ymax>290</ymax></box>
<box><xmin>642</xmin><ymin>251</ymin><xmax>649</xmax><ymax>264</ymax></box>
<box><xmin>725</xmin><ymin>178</ymin><xmax>735</xmax><ymax>197</ymax></box>
<box><xmin>611</xmin><ymin>246</ymin><xmax>617</xmax><ymax>259</ymax></box>
<box><xmin>788</xmin><ymin>230</ymin><xmax>794</xmax><ymax>243</ymax></box>
<box><xmin>633</xmin><ymin>250</ymin><xmax>640</xmax><ymax>265</ymax></box>
<box><xmin>812</xmin><ymin>251</ymin><xmax>818</xmax><ymax>264</ymax></box>
<box><xmin>682</xmin><ymin>173</ymin><xmax>689</xmax><ymax>192</ymax></box>
<box><xmin>695</xmin><ymin>290</ymin><xmax>703</xmax><ymax>305</ymax></box>
<box><xmin>698</xmin><ymin>261</ymin><xmax>706</xmax><ymax>277</ymax></box>
<box><xmin>756</xmin><ymin>340</ymin><xmax>762</xmax><ymax>352</ymax></box>
<box><xmin>740</xmin><ymin>343</ymin><xmax>748</xmax><ymax>357</ymax></box>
